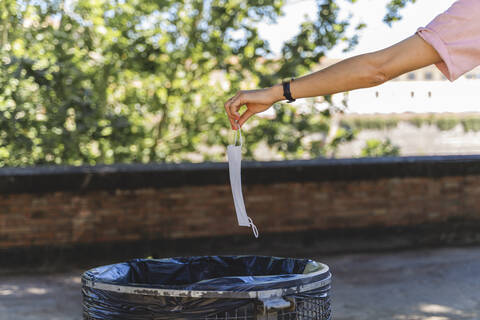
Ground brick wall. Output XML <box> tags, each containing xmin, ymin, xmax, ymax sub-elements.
<box><xmin>1</xmin><ymin>156</ymin><xmax>480</xmax><ymax>250</ymax></box>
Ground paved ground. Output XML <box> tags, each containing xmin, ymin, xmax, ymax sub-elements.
<box><xmin>323</xmin><ymin>247</ymin><xmax>480</xmax><ymax>320</ymax></box>
<box><xmin>1</xmin><ymin>246</ymin><xmax>479</xmax><ymax>320</ymax></box>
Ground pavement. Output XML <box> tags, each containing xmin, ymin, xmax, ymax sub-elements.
<box><xmin>1</xmin><ymin>246</ymin><xmax>479</xmax><ymax>320</ymax></box>
<box><xmin>323</xmin><ymin>247</ymin><xmax>480</xmax><ymax>320</ymax></box>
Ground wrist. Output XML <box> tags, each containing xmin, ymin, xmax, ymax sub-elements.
<box><xmin>269</xmin><ymin>84</ymin><xmax>285</xmax><ymax>103</ymax></box>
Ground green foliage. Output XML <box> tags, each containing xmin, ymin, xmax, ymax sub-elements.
<box><xmin>461</xmin><ymin>118</ymin><xmax>480</xmax><ymax>132</ymax></box>
<box><xmin>435</xmin><ymin>118</ymin><xmax>458</xmax><ymax>131</ymax></box>
<box><xmin>407</xmin><ymin>117</ymin><xmax>429</xmax><ymax>128</ymax></box>
<box><xmin>341</xmin><ymin>115</ymin><xmax>480</xmax><ymax>133</ymax></box>
<box><xmin>340</xmin><ymin>117</ymin><xmax>399</xmax><ymax>131</ymax></box>
<box><xmin>246</xmin><ymin>103</ymin><xmax>331</xmax><ymax>159</ymax></box>
<box><xmin>384</xmin><ymin>0</ymin><xmax>417</xmax><ymax>26</ymax></box>
<box><xmin>0</xmin><ymin>0</ymin><xmax>414</xmax><ymax>166</ymax></box>
<box><xmin>328</xmin><ymin>122</ymin><xmax>355</xmax><ymax>155</ymax></box>
<box><xmin>361</xmin><ymin>138</ymin><xmax>400</xmax><ymax>157</ymax></box>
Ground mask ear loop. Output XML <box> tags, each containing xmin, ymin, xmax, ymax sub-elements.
<box><xmin>248</xmin><ymin>217</ymin><xmax>259</xmax><ymax>238</ymax></box>
<box><xmin>234</xmin><ymin>121</ymin><xmax>243</xmax><ymax>146</ymax></box>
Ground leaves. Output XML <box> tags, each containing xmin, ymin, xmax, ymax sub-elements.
<box><xmin>361</xmin><ymin>138</ymin><xmax>400</xmax><ymax>157</ymax></box>
<box><xmin>0</xmin><ymin>0</ymin><xmax>412</xmax><ymax>166</ymax></box>
<box><xmin>384</xmin><ymin>0</ymin><xmax>417</xmax><ymax>26</ymax></box>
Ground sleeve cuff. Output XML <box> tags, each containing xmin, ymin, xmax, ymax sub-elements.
<box><xmin>416</xmin><ymin>27</ymin><xmax>457</xmax><ymax>81</ymax></box>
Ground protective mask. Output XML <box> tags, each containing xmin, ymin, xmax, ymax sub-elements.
<box><xmin>227</xmin><ymin>126</ymin><xmax>259</xmax><ymax>238</ymax></box>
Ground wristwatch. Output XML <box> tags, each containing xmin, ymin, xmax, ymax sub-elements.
<box><xmin>282</xmin><ymin>78</ymin><xmax>296</xmax><ymax>103</ymax></box>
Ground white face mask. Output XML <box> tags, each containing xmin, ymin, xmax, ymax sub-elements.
<box><xmin>227</xmin><ymin>126</ymin><xmax>259</xmax><ymax>238</ymax></box>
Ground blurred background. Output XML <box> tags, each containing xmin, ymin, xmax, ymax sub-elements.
<box><xmin>1</xmin><ymin>1</ymin><xmax>480</xmax><ymax>320</ymax></box>
<box><xmin>1</xmin><ymin>0</ymin><xmax>476</xmax><ymax>166</ymax></box>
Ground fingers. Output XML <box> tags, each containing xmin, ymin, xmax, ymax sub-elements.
<box><xmin>238</xmin><ymin>109</ymin><xmax>254</xmax><ymax>128</ymax></box>
<box><xmin>228</xmin><ymin>94</ymin><xmax>242</xmax><ymax>118</ymax></box>
<box><xmin>224</xmin><ymin>91</ymin><xmax>244</xmax><ymax>130</ymax></box>
<box><xmin>224</xmin><ymin>95</ymin><xmax>237</xmax><ymax>130</ymax></box>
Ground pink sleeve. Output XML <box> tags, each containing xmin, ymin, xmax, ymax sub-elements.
<box><xmin>417</xmin><ymin>0</ymin><xmax>480</xmax><ymax>81</ymax></box>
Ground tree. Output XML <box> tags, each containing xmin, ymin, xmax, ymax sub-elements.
<box><xmin>384</xmin><ymin>0</ymin><xmax>417</xmax><ymax>26</ymax></box>
<box><xmin>0</xmin><ymin>0</ymin><xmax>413</xmax><ymax>166</ymax></box>
<box><xmin>361</xmin><ymin>138</ymin><xmax>400</xmax><ymax>157</ymax></box>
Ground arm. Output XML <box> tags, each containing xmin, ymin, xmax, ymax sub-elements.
<box><xmin>224</xmin><ymin>34</ymin><xmax>443</xmax><ymax>129</ymax></box>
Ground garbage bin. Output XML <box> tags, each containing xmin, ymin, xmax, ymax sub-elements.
<box><xmin>82</xmin><ymin>255</ymin><xmax>332</xmax><ymax>319</ymax></box>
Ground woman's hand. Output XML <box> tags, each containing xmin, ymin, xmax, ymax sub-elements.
<box><xmin>224</xmin><ymin>85</ymin><xmax>283</xmax><ymax>130</ymax></box>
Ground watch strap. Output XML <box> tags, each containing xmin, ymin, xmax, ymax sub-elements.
<box><xmin>282</xmin><ymin>79</ymin><xmax>296</xmax><ymax>103</ymax></box>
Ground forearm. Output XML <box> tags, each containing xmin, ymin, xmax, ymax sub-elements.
<box><xmin>224</xmin><ymin>35</ymin><xmax>443</xmax><ymax>129</ymax></box>
<box><xmin>281</xmin><ymin>54</ymin><xmax>384</xmax><ymax>99</ymax></box>
<box><xmin>270</xmin><ymin>35</ymin><xmax>443</xmax><ymax>102</ymax></box>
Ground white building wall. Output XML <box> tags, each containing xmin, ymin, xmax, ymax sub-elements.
<box><xmin>345</xmin><ymin>79</ymin><xmax>480</xmax><ymax>114</ymax></box>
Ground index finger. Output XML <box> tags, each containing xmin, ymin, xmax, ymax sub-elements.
<box><xmin>224</xmin><ymin>96</ymin><xmax>236</xmax><ymax>129</ymax></box>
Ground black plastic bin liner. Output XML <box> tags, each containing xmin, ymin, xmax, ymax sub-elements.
<box><xmin>82</xmin><ymin>255</ymin><xmax>330</xmax><ymax>320</ymax></box>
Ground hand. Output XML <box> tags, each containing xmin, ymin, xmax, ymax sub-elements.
<box><xmin>224</xmin><ymin>85</ymin><xmax>283</xmax><ymax>130</ymax></box>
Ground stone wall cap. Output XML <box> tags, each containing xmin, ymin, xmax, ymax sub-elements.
<box><xmin>1</xmin><ymin>155</ymin><xmax>480</xmax><ymax>194</ymax></box>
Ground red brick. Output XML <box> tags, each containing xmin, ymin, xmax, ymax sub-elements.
<box><xmin>1</xmin><ymin>175</ymin><xmax>480</xmax><ymax>248</ymax></box>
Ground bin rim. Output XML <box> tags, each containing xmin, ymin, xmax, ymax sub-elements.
<box><xmin>81</xmin><ymin>259</ymin><xmax>331</xmax><ymax>299</ymax></box>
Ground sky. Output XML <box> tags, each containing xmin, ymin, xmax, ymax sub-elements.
<box><xmin>258</xmin><ymin>0</ymin><xmax>457</xmax><ymax>59</ymax></box>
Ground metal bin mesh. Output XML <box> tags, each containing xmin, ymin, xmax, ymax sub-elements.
<box><xmin>203</xmin><ymin>289</ymin><xmax>331</xmax><ymax>320</ymax></box>
<box><xmin>83</xmin><ymin>289</ymin><xmax>331</xmax><ymax>320</ymax></box>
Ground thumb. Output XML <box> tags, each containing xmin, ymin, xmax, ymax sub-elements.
<box><xmin>229</xmin><ymin>92</ymin><xmax>250</xmax><ymax>117</ymax></box>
